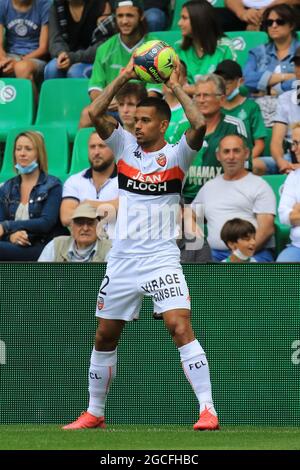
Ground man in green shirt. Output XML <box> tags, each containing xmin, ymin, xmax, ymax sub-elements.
<box><xmin>79</xmin><ymin>0</ymin><xmax>160</xmax><ymax>127</ymax></box>
<box><xmin>183</xmin><ymin>73</ymin><xmax>251</xmax><ymax>203</ymax></box>
<box><xmin>214</xmin><ymin>59</ymin><xmax>267</xmax><ymax>175</ymax></box>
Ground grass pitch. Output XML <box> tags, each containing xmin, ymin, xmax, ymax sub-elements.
<box><xmin>0</xmin><ymin>425</ymin><xmax>300</xmax><ymax>450</ymax></box>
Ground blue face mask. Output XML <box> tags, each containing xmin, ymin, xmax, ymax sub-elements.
<box><xmin>226</xmin><ymin>87</ymin><xmax>240</xmax><ymax>102</ymax></box>
<box><xmin>15</xmin><ymin>160</ymin><xmax>39</xmax><ymax>175</ymax></box>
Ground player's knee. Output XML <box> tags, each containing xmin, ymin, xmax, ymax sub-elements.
<box><xmin>95</xmin><ymin>326</ymin><xmax>118</xmax><ymax>350</ymax></box>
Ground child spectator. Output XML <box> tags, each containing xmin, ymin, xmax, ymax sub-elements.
<box><xmin>215</xmin><ymin>59</ymin><xmax>267</xmax><ymax>175</ymax></box>
<box><xmin>220</xmin><ymin>218</ymin><xmax>257</xmax><ymax>263</ymax></box>
<box><xmin>115</xmin><ymin>82</ymin><xmax>147</xmax><ymax>135</ymax></box>
<box><xmin>0</xmin><ymin>0</ymin><xmax>50</xmax><ymax>101</ymax></box>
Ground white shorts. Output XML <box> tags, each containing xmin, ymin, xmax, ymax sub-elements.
<box><xmin>96</xmin><ymin>255</ymin><xmax>190</xmax><ymax>321</ymax></box>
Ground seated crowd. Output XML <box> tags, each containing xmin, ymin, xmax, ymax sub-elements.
<box><xmin>1</xmin><ymin>0</ymin><xmax>300</xmax><ymax>262</ymax></box>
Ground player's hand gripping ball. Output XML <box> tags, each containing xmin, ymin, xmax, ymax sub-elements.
<box><xmin>133</xmin><ymin>40</ymin><xmax>178</xmax><ymax>84</ymax></box>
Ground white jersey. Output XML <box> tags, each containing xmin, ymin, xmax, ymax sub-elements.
<box><xmin>105</xmin><ymin>125</ymin><xmax>197</xmax><ymax>258</ymax></box>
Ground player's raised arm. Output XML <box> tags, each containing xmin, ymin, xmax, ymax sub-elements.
<box><xmin>165</xmin><ymin>59</ymin><xmax>206</xmax><ymax>151</ymax></box>
<box><xmin>88</xmin><ymin>59</ymin><xmax>138</xmax><ymax>140</ymax></box>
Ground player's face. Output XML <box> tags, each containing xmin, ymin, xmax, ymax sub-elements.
<box><xmin>118</xmin><ymin>95</ymin><xmax>139</xmax><ymax>127</ymax></box>
<box><xmin>72</xmin><ymin>218</ymin><xmax>98</xmax><ymax>249</ymax></box>
<box><xmin>134</xmin><ymin>106</ymin><xmax>167</xmax><ymax>148</ymax></box>
<box><xmin>228</xmin><ymin>235</ymin><xmax>256</xmax><ymax>258</ymax></box>
<box><xmin>178</xmin><ymin>7</ymin><xmax>192</xmax><ymax>37</ymax></box>
<box><xmin>88</xmin><ymin>133</ymin><xmax>114</xmax><ymax>172</ymax></box>
<box><xmin>116</xmin><ymin>6</ymin><xmax>142</xmax><ymax>37</ymax></box>
<box><xmin>14</xmin><ymin>136</ymin><xmax>38</xmax><ymax>167</ymax></box>
<box><xmin>217</xmin><ymin>135</ymin><xmax>249</xmax><ymax>177</ymax></box>
<box><xmin>194</xmin><ymin>81</ymin><xmax>225</xmax><ymax>117</ymax></box>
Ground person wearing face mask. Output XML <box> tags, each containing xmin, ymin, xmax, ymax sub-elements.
<box><xmin>220</xmin><ymin>218</ymin><xmax>257</xmax><ymax>263</ymax></box>
<box><xmin>215</xmin><ymin>59</ymin><xmax>267</xmax><ymax>175</ymax></box>
<box><xmin>0</xmin><ymin>131</ymin><xmax>66</xmax><ymax>261</ymax></box>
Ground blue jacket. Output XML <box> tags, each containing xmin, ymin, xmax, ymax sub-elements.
<box><xmin>243</xmin><ymin>38</ymin><xmax>300</xmax><ymax>95</ymax></box>
<box><xmin>0</xmin><ymin>171</ymin><xmax>63</xmax><ymax>244</ymax></box>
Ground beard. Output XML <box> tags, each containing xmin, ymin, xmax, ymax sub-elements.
<box><xmin>91</xmin><ymin>159</ymin><xmax>114</xmax><ymax>173</ymax></box>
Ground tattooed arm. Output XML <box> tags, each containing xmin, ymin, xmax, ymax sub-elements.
<box><xmin>88</xmin><ymin>61</ymin><xmax>137</xmax><ymax>140</ymax></box>
<box><xmin>165</xmin><ymin>60</ymin><xmax>206</xmax><ymax>151</ymax></box>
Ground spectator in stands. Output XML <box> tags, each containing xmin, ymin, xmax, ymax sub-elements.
<box><xmin>38</xmin><ymin>203</ymin><xmax>111</xmax><ymax>262</ymax></box>
<box><xmin>214</xmin><ymin>59</ymin><xmax>267</xmax><ymax>175</ymax></box>
<box><xmin>174</xmin><ymin>0</ymin><xmax>235</xmax><ymax>97</ymax></box>
<box><xmin>115</xmin><ymin>82</ymin><xmax>147</xmax><ymax>135</ymax></box>
<box><xmin>0</xmin><ymin>0</ymin><xmax>50</xmax><ymax>101</ymax></box>
<box><xmin>60</xmin><ymin>131</ymin><xmax>118</xmax><ymax>236</ymax></box>
<box><xmin>267</xmin><ymin>47</ymin><xmax>300</xmax><ymax>174</ymax></box>
<box><xmin>277</xmin><ymin>122</ymin><xmax>300</xmax><ymax>261</ymax></box>
<box><xmin>243</xmin><ymin>4</ymin><xmax>300</xmax><ymax>126</ymax></box>
<box><xmin>220</xmin><ymin>218</ymin><xmax>257</xmax><ymax>263</ymax></box>
<box><xmin>163</xmin><ymin>60</ymin><xmax>190</xmax><ymax>144</ymax></box>
<box><xmin>0</xmin><ymin>131</ymin><xmax>64</xmax><ymax>261</ymax></box>
<box><xmin>191</xmin><ymin>134</ymin><xmax>276</xmax><ymax>262</ymax></box>
<box><xmin>223</xmin><ymin>0</ymin><xmax>300</xmax><ymax>32</ymax></box>
<box><xmin>44</xmin><ymin>0</ymin><xmax>114</xmax><ymax>80</ymax></box>
<box><xmin>79</xmin><ymin>0</ymin><xmax>160</xmax><ymax>128</ymax></box>
<box><xmin>143</xmin><ymin>0</ymin><xmax>169</xmax><ymax>31</ymax></box>
<box><xmin>182</xmin><ymin>73</ymin><xmax>250</xmax><ymax>203</ymax></box>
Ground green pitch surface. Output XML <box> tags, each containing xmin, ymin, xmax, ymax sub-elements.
<box><xmin>0</xmin><ymin>425</ymin><xmax>300</xmax><ymax>450</ymax></box>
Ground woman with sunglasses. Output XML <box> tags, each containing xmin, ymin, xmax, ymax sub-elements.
<box><xmin>244</xmin><ymin>4</ymin><xmax>299</xmax><ymax>111</ymax></box>
<box><xmin>277</xmin><ymin>122</ymin><xmax>300</xmax><ymax>262</ymax></box>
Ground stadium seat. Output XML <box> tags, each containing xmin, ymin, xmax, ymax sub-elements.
<box><xmin>0</xmin><ymin>78</ymin><xmax>34</xmax><ymax>143</ymax></box>
<box><xmin>170</xmin><ymin>0</ymin><xmax>225</xmax><ymax>30</ymax></box>
<box><xmin>226</xmin><ymin>31</ymin><xmax>268</xmax><ymax>67</ymax></box>
<box><xmin>35</xmin><ymin>79</ymin><xmax>90</xmax><ymax>142</ymax></box>
<box><xmin>262</xmin><ymin>174</ymin><xmax>290</xmax><ymax>255</ymax></box>
<box><xmin>151</xmin><ymin>30</ymin><xmax>181</xmax><ymax>44</ymax></box>
<box><xmin>69</xmin><ymin>127</ymin><xmax>95</xmax><ymax>175</ymax></box>
<box><xmin>0</xmin><ymin>125</ymin><xmax>70</xmax><ymax>183</ymax></box>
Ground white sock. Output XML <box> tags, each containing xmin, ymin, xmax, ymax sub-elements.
<box><xmin>179</xmin><ymin>339</ymin><xmax>216</xmax><ymax>415</ymax></box>
<box><xmin>87</xmin><ymin>348</ymin><xmax>117</xmax><ymax>417</ymax></box>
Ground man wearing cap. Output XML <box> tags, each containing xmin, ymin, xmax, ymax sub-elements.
<box><xmin>79</xmin><ymin>0</ymin><xmax>161</xmax><ymax>128</ymax></box>
<box><xmin>60</xmin><ymin>131</ymin><xmax>118</xmax><ymax>235</ymax></box>
<box><xmin>38</xmin><ymin>204</ymin><xmax>111</xmax><ymax>262</ymax></box>
<box><xmin>215</xmin><ymin>59</ymin><xmax>267</xmax><ymax>175</ymax></box>
<box><xmin>269</xmin><ymin>46</ymin><xmax>300</xmax><ymax>174</ymax></box>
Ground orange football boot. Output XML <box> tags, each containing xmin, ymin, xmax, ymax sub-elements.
<box><xmin>193</xmin><ymin>407</ymin><xmax>220</xmax><ymax>431</ymax></box>
<box><xmin>62</xmin><ymin>411</ymin><xmax>106</xmax><ymax>430</ymax></box>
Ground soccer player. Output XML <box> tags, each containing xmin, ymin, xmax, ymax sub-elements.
<box><xmin>62</xmin><ymin>59</ymin><xmax>220</xmax><ymax>431</ymax></box>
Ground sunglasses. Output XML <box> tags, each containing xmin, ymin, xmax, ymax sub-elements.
<box><xmin>265</xmin><ymin>18</ymin><xmax>287</xmax><ymax>27</ymax></box>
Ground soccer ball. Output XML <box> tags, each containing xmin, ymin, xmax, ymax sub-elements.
<box><xmin>133</xmin><ymin>40</ymin><xmax>177</xmax><ymax>84</ymax></box>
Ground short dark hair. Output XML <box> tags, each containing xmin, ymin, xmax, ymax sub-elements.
<box><xmin>181</xmin><ymin>0</ymin><xmax>223</xmax><ymax>55</ymax></box>
<box><xmin>137</xmin><ymin>97</ymin><xmax>171</xmax><ymax>121</ymax></box>
<box><xmin>115</xmin><ymin>82</ymin><xmax>148</xmax><ymax>104</ymax></box>
<box><xmin>221</xmin><ymin>218</ymin><xmax>256</xmax><ymax>247</ymax></box>
<box><xmin>262</xmin><ymin>4</ymin><xmax>297</xmax><ymax>37</ymax></box>
<box><xmin>218</xmin><ymin>133</ymin><xmax>248</xmax><ymax>150</ymax></box>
